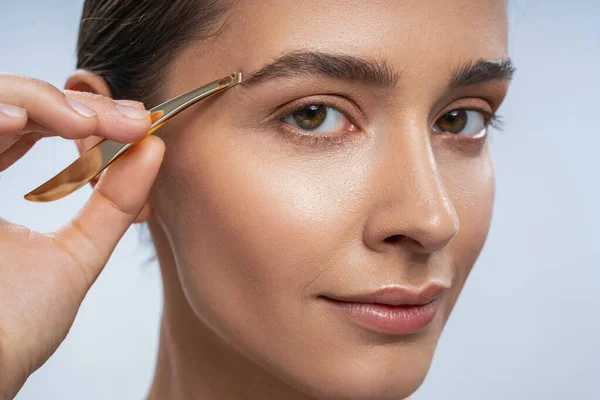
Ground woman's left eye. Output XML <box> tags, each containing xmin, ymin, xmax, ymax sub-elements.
<box><xmin>283</xmin><ymin>104</ymin><xmax>356</xmax><ymax>133</ymax></box>
<box><xmin>433</xmin><ymin>109</ymin><xmax>488</xmax><ymax>136</ymax></box>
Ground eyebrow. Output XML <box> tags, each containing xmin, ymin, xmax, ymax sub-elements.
<box><xmin>449</xmin><ymin>58</ymin><xmax>516</xmax><ymax>87</ymax></box>
<box><xmin>241</xmin><ymin>51</ymin><xmax>515</xmax><ymax>89</ymax></box>
<box><xmin>242</xmin><ymin>51</ymin><xmax>401</xmax><ymax>87</ymax></box>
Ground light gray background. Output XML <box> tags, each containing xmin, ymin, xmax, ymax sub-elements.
<box><xmin>1</xmin><ymin>1</ymin><xmax>598</xmax><ymax>399</ymax></box>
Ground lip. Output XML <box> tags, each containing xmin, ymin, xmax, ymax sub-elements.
<box><xmin>319</xmin><ymin>285</ymin><xmax>448</xmax><ymax>335</ymax></box>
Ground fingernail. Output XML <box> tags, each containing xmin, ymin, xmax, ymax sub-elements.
<box><xmin>115</xmin><ymin>103</ymin><xmax>151</xmax><ymax>119</ymax></box>
<box><xmin>114</xmin><ymin>99</ymin><xmax>145</xmax><ymax>109</ymax></box>
<box><xmin>66</xmin><ymin>97</ymin><xmax>97</xmax><ymax>117</ymax></box>
<box><xmin>0</xmin><ymin>103</ymin><xmax>26</xmax><ymax>118</ymax></box>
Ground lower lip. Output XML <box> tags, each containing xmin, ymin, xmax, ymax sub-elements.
<box><xmin>322</xmin><ymin>295</ymin><xmax>443</xmax><ymax>335</ymax></box>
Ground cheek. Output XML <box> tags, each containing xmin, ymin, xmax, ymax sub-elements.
<box><xmin>438</xmin><ymin>142</ymin><xmax>495</xmax><ymax>310</ymax></box>
<box><xmin>152</xmin><ymin>122</ymin><xmax>372</xmax><ymax>334</ymax></box>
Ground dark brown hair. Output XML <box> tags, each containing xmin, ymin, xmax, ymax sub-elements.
<box><xmin>76</xmin><ymin>0</ymin><xmax>230</xmax><ymax>106</ymax></box>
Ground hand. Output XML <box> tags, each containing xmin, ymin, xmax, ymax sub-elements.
<box><xmin>0</xmin><ymin>73</ymin><xmax>165</xmax><ymax>399</ymax></box>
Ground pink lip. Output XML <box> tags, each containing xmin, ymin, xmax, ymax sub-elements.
<box><xmin>320</xmin><ymin>285</ymin><xmax>448</xmax><ymax>335</ymax></box>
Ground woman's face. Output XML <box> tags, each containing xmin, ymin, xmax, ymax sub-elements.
<box><xmin>148</xmin><ymin>0</ymin><xmax>511</xmax><ymax>398</ymax></box>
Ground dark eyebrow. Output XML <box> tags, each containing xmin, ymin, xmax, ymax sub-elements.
<box><xmin>242</xmin><ymin>51</ymin><xmax>400</xmax><ymax>87</ymax></box>
<box><xmin>449</xmin><ymin>58</ymin><xmax>516</xmax><ymax>87</ymax></box>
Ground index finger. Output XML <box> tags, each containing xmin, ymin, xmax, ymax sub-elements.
<box><xmin>0</xmin><ymin>73</ymin><xmax>151</xmax><ymax>143</ymax></box>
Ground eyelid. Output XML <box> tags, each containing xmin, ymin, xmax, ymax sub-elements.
<box><xmin>434</xmin><ymin>97</ymin><xmax>493</xmax><ymax>115</ymax></box>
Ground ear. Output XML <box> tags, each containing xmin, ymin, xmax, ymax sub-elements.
<box><xmin>65</xmin><ymin>69</ymin><xmax>153</xmax><ymax>224</ymax></box>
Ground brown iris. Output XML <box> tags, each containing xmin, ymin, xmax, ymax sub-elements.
<box><xmin>292</xmin><ymin>105</ymin><xmax>327</xmax><ymax>130</ymax></box>
<box><xmin>436</xmin><ymin>110</ymin><xmax>468</xmax><ymax>134</ymax></box>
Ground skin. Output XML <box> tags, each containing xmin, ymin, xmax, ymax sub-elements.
<box><xmin>140</xmin><ymin>1</ymin><xmax>509</xmax><ymax>398</ymax></box>
<box><xmin>0</xmin><ymin>78</ymin><xmax>161</xmax><ymax>399</ymax></box>
<box><xmin>0</xmin><ymin>0</ymin><xmax>510</xmax><ymax>399</ymax></box>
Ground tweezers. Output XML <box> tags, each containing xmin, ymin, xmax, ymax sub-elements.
<box><xmin>23</xmin><ymin>72</ymin><xmax>242</xmax><ymax>202</ymax></box>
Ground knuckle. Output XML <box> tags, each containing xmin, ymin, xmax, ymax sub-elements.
<box><xmin>113</xmin><ymin>99</ymin><xmax>145</xmax><ymax>109</ymax></box>
<box><xmin>0</xmin><ymin>73</ymin><xmax>39</xmax><ymax>85</ymax></box>
<box><xmin>96</xmin><ymin>184</ymin><xmax>138</xmax><ymax>218</ymax></box>
<box><xmin>20</xmin><ymin>75</ymin><xmax>58</xmax><ymax>96</ymax></box>
<box><xmin>0</xmin><ymin>74</ymin><xmax>64</xmax><ymax>108</ymax></box>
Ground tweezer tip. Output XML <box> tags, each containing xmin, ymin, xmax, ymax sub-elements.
<box><xmin>219</xmin><ymin>72</ymin><xmax>243</xmax><ymax>87</ymax></box>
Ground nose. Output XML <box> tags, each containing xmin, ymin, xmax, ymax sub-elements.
<box><xmin>363</xmin><ymin>126</ymin><xmax>460</xmax><ymax>255</ymax></box>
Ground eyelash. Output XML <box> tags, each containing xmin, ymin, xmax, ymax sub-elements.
<box><xmin>275</xmin><ymin>100</ymin><xmax>503</xmax><ymax>147</ymax></box>
<box><xmin>487</xmin><ymin>112</ymin><xmax>504</xmax><ymax>131</ymax></box>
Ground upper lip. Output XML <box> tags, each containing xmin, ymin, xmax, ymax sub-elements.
<box><xmin>321</xmin><ymin>284</ymin><xmax>449</xmax><ymax>306</ymax></box>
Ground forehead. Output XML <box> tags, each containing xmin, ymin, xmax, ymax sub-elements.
<box><xmin>213</xmin><ymin>0</ymin><xmax>508</xmax><ymax>73</ymax></box>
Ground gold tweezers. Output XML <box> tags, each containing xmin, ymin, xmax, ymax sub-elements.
<box><xmin>23</xmin><ymin>72</ymin><xmax>242</xmax><ymax>202</ymax></box>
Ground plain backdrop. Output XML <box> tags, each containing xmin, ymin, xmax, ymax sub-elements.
<box><xmin>1</xmin><ymin>1</ymin><xmax>598</xmax><ymax>399</ymax></box>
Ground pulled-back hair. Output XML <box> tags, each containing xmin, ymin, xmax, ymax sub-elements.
<box><xmin>76</xmin><ymin>0</ymin><xmax>229</xmax><ymax>106</ymax></box>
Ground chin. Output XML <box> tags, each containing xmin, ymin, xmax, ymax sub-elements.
<box><xmin>250</xmin><ymin>322</ymin><xmax>441</xmax><ymax>400</ymax></box>
<box><xmin>211</xmin><ymin>290</ymin><xmax>448</xmax><ymax>400</ymax></box>
<box><xmin>280</xmin><ymin>352</ymin><xmax>433</xmax><ymax>400</ymax></box>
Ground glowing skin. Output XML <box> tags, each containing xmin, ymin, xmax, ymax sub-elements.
<box><xmin>73</xmin><ymin>1</ymin><xmax>512</xmax><ymax>399</ymax></box>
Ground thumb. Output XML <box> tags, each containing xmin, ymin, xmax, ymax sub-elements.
<box><xmin>51</xmin><ymin>135</ymin><xmax>165</xmax><ymax>288</ymax></box>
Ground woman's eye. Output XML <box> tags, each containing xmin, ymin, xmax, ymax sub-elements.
<box><xmin>283</xmin><ymin>104</ymin><xmax>355</xmax><ymax>133</ymax></box>
<box><xmin>433</xmin><ymin>109</ymin><xmax>487</xmax><ymax>136</ymax></box>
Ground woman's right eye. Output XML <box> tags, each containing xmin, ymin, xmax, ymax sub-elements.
<box><xmin>283</xmin><ymin>104</ymin><xmax>356</xmax><ymax>134</ymax></box>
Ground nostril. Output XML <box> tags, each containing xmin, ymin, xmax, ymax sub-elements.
<box><xmin>384</xmin><ymin>234</ymin><xmax>406</xmax><ymax>244</ymax></box>
<box><xmin>383</xmin><ymin>234</ymin><xmax>427</xmax><ymax>252</ymax></box>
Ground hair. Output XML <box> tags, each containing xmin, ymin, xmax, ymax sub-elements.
<box><xmin>76</xmin><ymin>0</ymin><xmax>230</xmax><ymax>107</ymax></box>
